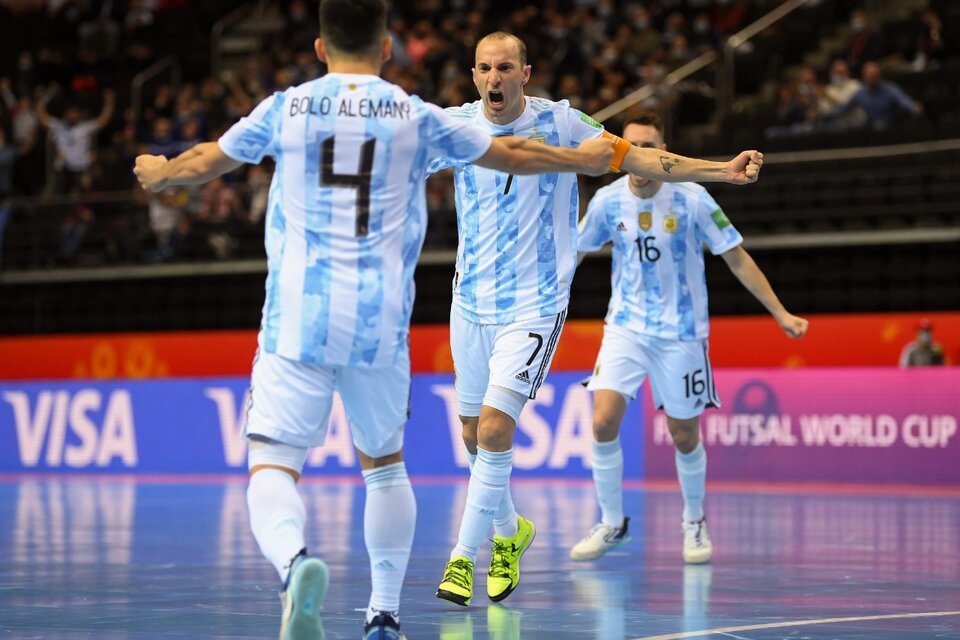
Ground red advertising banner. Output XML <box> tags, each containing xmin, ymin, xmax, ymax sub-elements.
<box><xmin>0</xmin><ymin>312</ymin><xmax>957</xmax><ymax>380</ymax></box>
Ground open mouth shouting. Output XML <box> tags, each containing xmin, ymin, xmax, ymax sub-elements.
<box><xmin>487</xmin><ymin>90</ymin><xmax>505</xmax><ymax>109</ymax></box>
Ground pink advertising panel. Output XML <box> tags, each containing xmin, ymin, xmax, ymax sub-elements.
<box><xmin>643</xmin><ymin>368</ymin><xmax>959</xmax><ymax>486</ymax></box>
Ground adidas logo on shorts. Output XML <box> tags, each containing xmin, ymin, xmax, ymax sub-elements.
<box><xmin>515</xmin><ymin>370</ymin><xmax>530</xmax><ymax>382</ymax></box>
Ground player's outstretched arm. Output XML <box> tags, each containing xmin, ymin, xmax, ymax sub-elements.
<box><xmin>617</xmin><ymin>144</ymin><xmax>763</xmax><ymax>185</ymax></box>
<box><xmin>721</xmin><ymin>245</ymin><xmax>808</xmax><ymax>338</ymax></box>
<box><xmin>134</xmin><ymin>142</ymin><xmax>243</xmax><ymax>192</ymax></box>
<box><xmin>474</xmin><ymin>136</ymin><xmax>613</xmax><ymax>176</ymax></box>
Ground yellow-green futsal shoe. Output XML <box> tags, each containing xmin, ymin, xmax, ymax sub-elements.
<box><xmin>487</xmin><ymin>515</ymin><xmax>536</xmax><ymax>602</ymax></box>
<box><xmin>436</xmin><ymin>556</ymin><xmax>475</xmax><ymax>606</ymax></box>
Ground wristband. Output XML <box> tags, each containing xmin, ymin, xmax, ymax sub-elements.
<box><xmin>603</xmin><ymin>131</ymin><xmax>632</xmax><ymax>172</ymax></box>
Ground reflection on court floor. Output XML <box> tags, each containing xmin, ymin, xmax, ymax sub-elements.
<box><xmin>1</xmin><ymin>478</ymin><xmax>958</xmax><ymax>639</ymax></box>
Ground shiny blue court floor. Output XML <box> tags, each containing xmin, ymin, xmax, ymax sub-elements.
<box><xmin>1</xmin><ymin>477</ymin><xmax>958</xmax><ymax>639</ymax></box>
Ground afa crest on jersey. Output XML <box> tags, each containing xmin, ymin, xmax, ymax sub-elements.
<box><xmin>528</xmin><ymin>132</ymin><xmax>546</xmax><ymax>144</ymax></box>
<box><xmin>663</xmin><ymin>214</ymin><xmax>679</xmax><ymax>233</ymax></box>
<box><xmin>638</xmin><ymin>211</ymin><xmax>653</xmax><ymax>232</ymax></box>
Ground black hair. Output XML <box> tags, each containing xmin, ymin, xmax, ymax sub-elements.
<box><xmin>319</xmin><ymin>0</ymin><xmax>387</xmax><ymax>57</ymax></box>
<box><xmin>623</xmin><ymin>110</ymin><xmax>664</xmax><ymax>136</ymax></box>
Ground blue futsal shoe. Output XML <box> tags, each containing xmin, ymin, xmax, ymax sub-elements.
<box><xmin>363</xmin><ymin>610</ymin><xmax>406</xmax><ymax>640</ymax></box>
<box><xmin>280</xmin><ymin>551</ymin><xmax>329</xmax><ymax>640</ymax></box>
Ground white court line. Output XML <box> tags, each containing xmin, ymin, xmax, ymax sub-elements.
<box><xmin>634</xmin><ymin>610</ymin><xmax>960</xmax><ymax>640</ymax></box>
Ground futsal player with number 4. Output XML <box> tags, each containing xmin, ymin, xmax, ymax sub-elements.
<box><xmin>133</xmin><ymin>1</ymin><xmax>616</xmax><ymax>638</ymax></box>
<box><xmin>572</xmin><ymin>111</ymin><xmax>808</xmax><ymax>564</ymax></box>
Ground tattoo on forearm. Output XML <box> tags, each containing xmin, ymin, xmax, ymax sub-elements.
<box><xmin>660</xmin><ymin>156</ymin><xmax>682</xmax><ymax>173</ymax></box>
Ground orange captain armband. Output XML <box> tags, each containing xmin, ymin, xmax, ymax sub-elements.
<box><xmin>602</xmin><ymin>131</ymin><xmax>632</xmax><ymax>172</ymax></box>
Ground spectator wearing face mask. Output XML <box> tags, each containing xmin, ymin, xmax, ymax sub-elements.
<box><xmin>821</xmin><ymin>59</ymin><xmax>861</xmax><ymax>107</ymax></box>
<box><xmin>689</xmin><ymin>12</ymin><xmax>718</xmax><ymax>52</ymax></box>
<box><xmin>844</xmin><ymin>9</ymin><xmax>885</xmax><ymax>75</ymax></box>
<box><xmin>627</xmin><ymin>7</ymin><xmax>661</xmax><ymax>60</ymax></box>
<box><xmin>821</xmin><ymin>61</ymin><xmax>922</xmax><ymax>131</ymax></box>
<box><xmin>767</xmin><ymin>67</ymin><xmax>822</xmax><ymax>136</ymax></box>
<box><xmin>899</xmin><ymin>319</ymin><xmax>945</xmax><ymax>367</ymax></box>
<box><xmin>819</xmin><ymin>59</ymin><xmax>865</xmax><ymax>129</ymax></box>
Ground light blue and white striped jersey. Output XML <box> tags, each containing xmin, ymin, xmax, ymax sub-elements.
<box><xmin>428</xmin><ymin>97</ymin><xmax>604</xmax><ymax>324</ymax></box>
<box><xmin>578</xmin><ymin>176</ymin><xmax>743</xmax><ymax>340</ymax></box>
<box><xmin>219</xmin><ymin>73</ymin><xmax>491</xmax><ymax>366</ymax></box>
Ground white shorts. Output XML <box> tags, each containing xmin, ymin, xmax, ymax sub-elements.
<box><xmin>451</xmin><ymin>306</ymin><xmax>567</xmax><ymax>416</ymax></box>
<box><xmin>243</xmin><ymin>340</ymin><xmax>410</xmax><ymax>457</ymax></box>
<box><xmin>586</xmin><ymin>324</ymin><xmax>721</xmax><ymax>420</ymax></box>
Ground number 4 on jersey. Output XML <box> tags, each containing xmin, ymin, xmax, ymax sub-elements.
<box><xmin>320</xmin><ymin>135</ymin><xmax>376</xmax><ymax>237</ymax></box>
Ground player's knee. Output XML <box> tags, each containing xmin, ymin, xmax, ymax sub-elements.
<box><xmin>461</xmin><ymin>434</ymin><xmax>478</xmax><ymax>455</ymax></box>
<box><xmin>591</xmin><ymin>390</ymin><xmax>628</xmax><ymax>442</ymax></box>
<box><xmin>478</xmin><ymin>422</ymin><xmax>513</xmax><ymax>449</ymax></box>
<box><xmin>592</xmin><ymin>414</ymin><xmax>621</xmax><ymax>442</ymax></box>
<box><xmin>354</xmin><ymin>425</ymin><xmax>405</xmax><ymax>470</ymax></box>
<box><xmin>357</xmin><ymin>449</ymin><xmax>404</xmax><ymax>470</ymax></box>
<box><xmin>477</xmin><ymin>411</ymin><xmax>517</xmax><ymax>452</ymax></box>
<box><xmin>667</xmin><ymin>418</ymin><xmax>701</xmax><ymax>453</ymax></box>
<box><xmin>459</xmin><ymin>416</ymin><xmax>479</xmax><ymax>452</ymax></box>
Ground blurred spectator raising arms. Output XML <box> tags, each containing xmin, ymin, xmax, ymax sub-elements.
<box><xmin>0</xmin><ymin>77</ymin><xmax>42</xmax><ymax>194</ymax></box>
<box><xmin>37</xmin><ymin>86</ymin><xmax>115</xmax><ymax>194</ymax></box>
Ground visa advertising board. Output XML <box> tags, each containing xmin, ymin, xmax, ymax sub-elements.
<box><xmin>2</xmin><ymin>369</ymin><xmax>957</xmax><ymax>485</ymax></box>
<box><xmin>0</xmin><ymin>373</ymin><xmax>642</xmax><ymax>478</ymax></box>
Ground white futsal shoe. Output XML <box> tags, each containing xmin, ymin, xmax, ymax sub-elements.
<box><xmin>570</xmin><ymin>517</ymin><xmax>631</xmax><ymax>561</ymax></box>
<box><xmin>682</xmin><ymin>517</ymin><xmax>712</xmax><ymax>564</ymax></box>
<box><xmin>280</xmin><ymin>551</ymin><xmax>329</xmax><ymax>640</ymax></box>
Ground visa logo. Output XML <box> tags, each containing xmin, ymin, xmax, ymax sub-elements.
<box><xmin>2</xmin><ymin>390</ymin><xmax>138</xmax><ymax>468</ymax></box>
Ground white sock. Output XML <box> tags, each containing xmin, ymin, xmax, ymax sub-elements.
<box><xmin>467</xmin><ymin>451</ymin><xmax>518</xmax><ymax>538</ymax></box>
<box><xmin>246</xmin><ymin>468</ymin><xmax>306</xmax><ymax>581</ymax></box>
<box><xmin>676</xmin><ymin>442</ymin><xmax>707</xmax><ymax>522</ymax></box>
<box><xmin>362</xmin><ymin>463</ymin><xmax>416</xmax><ymax>614</ymax></box>
<box><xmin>365</xmin><ymin>606</ymin><xmax>399</xmax><ymax>625</ymax></box>
<box><xmin>453</xmin><ymin>448</ymin><xmax>512</xmax><ymax>562</ymax></box>
<box><xmin>592</xmin><ymin>437</ymin><xmax>624</xmax><ymax>527</ymax></box>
